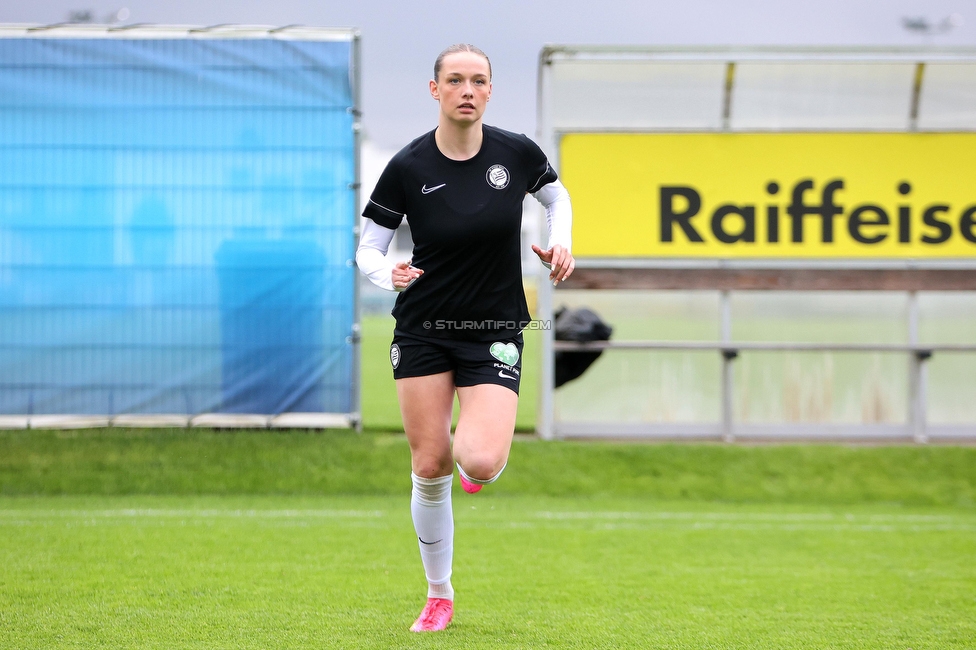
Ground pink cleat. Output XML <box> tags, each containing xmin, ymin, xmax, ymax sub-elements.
<box><xmin>409</xmin><ymin>597</ymin><xmax>454</xmax><ymax>632</ymax></box>
<box><xmin>459</xmin><ymin>474</ymin><xmax>482</xmax><ymax>494</ymax></box>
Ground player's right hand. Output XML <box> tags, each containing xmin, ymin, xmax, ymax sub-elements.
<box><xmin>392</xmin><ymin>260</ymin><xmax>423</xmax><ymax>290</ymax></box>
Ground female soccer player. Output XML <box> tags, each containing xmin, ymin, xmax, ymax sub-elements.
<box><xmin>356</xmin><ymin>44</ymin><xmax>574</xmax><ymax>632</ymax></box>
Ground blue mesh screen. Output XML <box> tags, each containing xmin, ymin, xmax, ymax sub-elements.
<box><xmin>0</xmin><ymin>36</ymin><xmax>356</xmax><ymax>416</ymax></box>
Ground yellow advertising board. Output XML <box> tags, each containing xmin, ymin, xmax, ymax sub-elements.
<box><xmin>561</xmin><ymin>133</ymin><xmax>976</xmax><ymax>258</ymax></box>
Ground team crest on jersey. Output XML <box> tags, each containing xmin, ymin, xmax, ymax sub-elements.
<box><xmin>486</xmin><ymin>164</ymin><xmax>510</xmax><ymax>190</ymax></box>
<box><xmin>390</xmin><ymin>344</ymin><xmax>400</xmax><ymax>369</ymax></box>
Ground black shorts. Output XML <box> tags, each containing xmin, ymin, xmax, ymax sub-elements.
<box><xmin>390</xmin><ymin>332</ymin><xmax>524</xmax><ymax>394</ymax></box>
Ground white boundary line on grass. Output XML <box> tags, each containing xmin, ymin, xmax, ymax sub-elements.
<box><xmin>523</xmin><ymin>510</ymin><xmax>976</xmax><ymax>532</ymax></box>
<box><xmin>534</xmin><ymin>511</ymin><xmax>970</xmax><ymax>523</ymax></box>
<box><xmin>1</xmin><ymin>508</ymin><xmax>974</xmax><ymax>533</ymax></box>
<box><xmin>522</xmin><ymin>521</ymin><xmax>976</xmax><ymax>533</ymax></box>
<box><xmin>0</xmin><ymin>509</ymin><xmax>386</xmax><ymax>519</ymax></box>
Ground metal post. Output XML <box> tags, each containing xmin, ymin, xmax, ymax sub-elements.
<box><xmin>720</xmin><ymin>58</ymin><xmax>736</xmax><ymax>443</ymax></box>
<box><xmin>720</xmin><ymin>290</ymin><xmax>732</xmax><ymax>340</ymax></box>
<box><xmin>720</xmin><ymin>290</ymin><xmax>735</xmax><ymax>442</ymax></box>
<box><xmin>721</xmin><ymin>61</ymin><xmax>736</xmax><ymax>130</ymax></box>
<box><xmin>722</xmin><ymin>349</ymin><xmax>738</xmax><ymax>443</ymax></box>
<box><xmin>907</xmin><ymin>291</ymin><xmax>921</xmax><ymax>442</ymax></box>
<box><xmin>909</xmin><ymin>62</ymin><xmax>925</xmax><ymax>132</ymax></box>
<box><xmin>536</xmin><ymin>50</ymin><xmax>556</xmax><ymax>440</ymax></box>
<box><xmin>538</xmin><ymin>271</ymin><xmax>556</xmax><ymax>440</ymax></box>
<box><xmin>350</xmin><ymin>32</ymin><xmax>363</xmax><ymax>432</ymax></box>
<box><xmin>913</xmin><ymin>350</ymin><xmax>932</xmax><ymax>444</ymax></box>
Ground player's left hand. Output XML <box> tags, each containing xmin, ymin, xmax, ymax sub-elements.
<box><xmin>531</xmin><ymin>244</ymin><xmax>575</xmax><ymax>286</ymax></box>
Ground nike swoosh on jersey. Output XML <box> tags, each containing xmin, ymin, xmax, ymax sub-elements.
<box><xmin>421</xmin><ymin>183</ymin><xmax>446</xmax><ymax>194</ymax></box>
<box><xmin>497</xmin><ymin>370</ymin><xmax>517</xmax><ymax>380</ymax></box>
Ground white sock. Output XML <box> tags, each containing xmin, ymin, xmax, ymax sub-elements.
<box><xmin>410</xmin><ymin>473</ymin><xmax>455</xmax><ymax>601</ymax></box>
<box><xmin>457</xmin><ymin>461</ymin><xmax>507</xmax><ymax>486</ymax></box>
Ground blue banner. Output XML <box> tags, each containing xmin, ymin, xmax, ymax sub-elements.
<box><xmin>0</xmin><ymin>36</ymin><xmax>356</xmax><ymax>416</ymax></box>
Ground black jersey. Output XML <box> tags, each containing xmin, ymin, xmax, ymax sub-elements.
<box><xmin>362</xmin><ymin>125</ymin><xmax>558</xmax><ymax>341</ymax></box>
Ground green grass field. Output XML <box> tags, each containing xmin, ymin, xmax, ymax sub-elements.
<box><xmin>2</xmin><ymin>429</ymin><xmax>974</xmax><ymax>649</ymax></box>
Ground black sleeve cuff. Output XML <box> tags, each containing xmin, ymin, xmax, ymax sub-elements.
<box><xmin>528</xmin><ymin>164</ymin><xmax>559</xmax><ymax>194</ymax></box>
<box><xmin>362</xmin><ymin>204</ymin><xmax>403</xmax><ymax>230</ymax></box>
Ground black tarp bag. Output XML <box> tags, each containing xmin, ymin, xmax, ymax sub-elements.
<box><xmin>553</xmin><ymin>306</ymin><xmax>613</xmax><ymax>388</ymax></box>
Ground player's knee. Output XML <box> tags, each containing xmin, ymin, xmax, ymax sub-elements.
<box><xmin>412</xmin><ymin>454</ymin><xmax>454</xmax><ymax>479</ymax></box>
<box><xmin>457</xmin><ymin>453</ymin><xmax>506</xmax><ymax>482</ymax></box>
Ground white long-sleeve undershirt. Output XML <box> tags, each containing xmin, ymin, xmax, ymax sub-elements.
<box><xmin>534</xmin><ymin>179</ymin><xmax>572</xmax><ymax>251</ymax></box>
<box><xmin>355</xmin><ymin>218</ymin><xmax>398</xmax><ymax>291</ymax></box>
<box><xmin>355</xmin><ymin>179</ymin><xmax>572</xmax><ymax>292</ymax></box>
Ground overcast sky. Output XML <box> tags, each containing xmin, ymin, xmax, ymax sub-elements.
<box><xmin>3</xmin><ymin>1</ymin><xmax>975</xmax><ymax>150</ymax></box>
